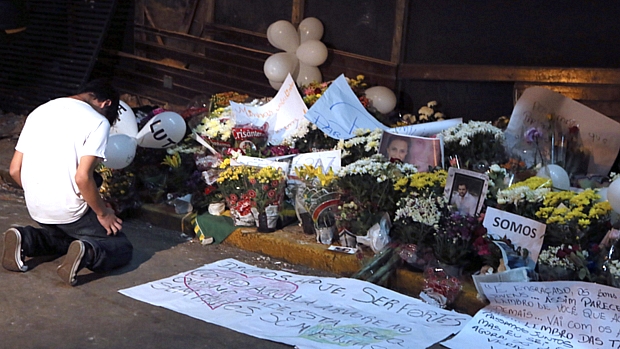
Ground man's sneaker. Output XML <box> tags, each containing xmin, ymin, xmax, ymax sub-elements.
<box><xmin>57</xmin><ymin>240</ymin><xmax>85</xmax><ymax>286</ymax></box>
<box><xmin>2</xmin><ymin>228</ymin><xmax>28</xmax><ymax>272</ymax></box>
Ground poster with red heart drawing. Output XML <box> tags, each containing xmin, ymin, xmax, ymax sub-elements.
<box><xmin>119</xmin><ymin>258</ymin><xmax>471</xmax><ymax>349</ymax></box>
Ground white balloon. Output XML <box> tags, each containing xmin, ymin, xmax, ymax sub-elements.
<box><xmin>365</xmin><ymin>86</ymin><xmax>397</xmax><ymax>114</ymax></box>
<box><xmin>298</xmin><ymin>17</ymin><xmax>324</xmax><ymax>43</ymax></box>
<box><xmin>136</xmin><ymin>111</ymin><xmax>186</xmax><ymax>148</ymax></box>
<box><xmin>269</xmin><ymin>79</ymin><xmax>283</xmax><ymax>90</ymax></box>
<box><xmin>110</xmin><ymin>101</ymin><xmax>138</xmax><ymax>137</ymax></box>
<box><xmin>597</xmin><ymin>187</ymin><xmax>608</xmax><ymax>202</ymax></box>
<box><xmin>266</xmin><ymin>20</ymin><xmax>299</xmax><ymax>53</ymax></box>
<box><xmin>607</xmin><ymin>180</ymin><xmax>620</xmax><ymax>214</ymax></box>
<box><xmin>295</xmin><ymin>63</ymin><xmax>322</xmax><ymax>86</ymax></box>
<box><xmin>263</xmin><ymin>52</ymin><xmax>298</xmax><ymax>82</ymax></box>
<box><xmin>295</xmin><ymin>39</ymin><xmax>328</xmax><ymax>67</ymax></box>
<box><xmin>536</xmin><ymin>164</ymin><xmax>570</xmax><ymax>191</ymax></box>
<box><xmin>103</xmin><ymin>134</ymin><xmax>137</xmax><ymax>169</ymax></box>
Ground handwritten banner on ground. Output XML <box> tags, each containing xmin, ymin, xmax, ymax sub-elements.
<box><xmin>443</xmin><ymin>281</ymin><xmax>620</xmax><ymax>349</ymax></box>
<box><xmin>119</xmin><ymin>258</ymin><xmax>470</xmax><ymax>349</ymax></box>
<box><xmin>504</xmin><ymin>86</ymin><xmax>620</xmax><ymax>175</ymax></box>
<box><xmin>231</xmin><ymin>74</ymin><xmax>308</xmax><ymax>145</ymax></box>
<box><xmin>304</xmin><ymin>74</ymin><xmax>387</xmax><ymax>139</ymax></box>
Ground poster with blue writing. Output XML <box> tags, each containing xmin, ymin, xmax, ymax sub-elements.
<box><xmin>304</xmin><ymin>75</ymin><xmax>388</xmax><ymax>139</ymax></box>
<box><xmin>504</xmin><ymin>87</ymin><xmax>620</xmax><ymax>175</ymax></box>
<box><xmin>442</xmin><ymin>281</ymin><xmax>620</xmax><ymax>349</ymax></box>
<box><xmin>120</xmin><ymin>258</ymin><xmax>471</xmax><ymax>349</ymax></box>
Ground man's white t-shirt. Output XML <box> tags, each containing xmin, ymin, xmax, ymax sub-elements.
<box><xmin>15</xmin><ymin>97</ymin><xmax>110</xmax><ymax>224</ymax></box>
<box><xmin>450</xmin><ymin>191</ymin><xmax>478</xmax><ymax>216</ymax></box>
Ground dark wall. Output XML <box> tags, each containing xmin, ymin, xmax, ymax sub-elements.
<box><xmin>405</xmin><ymin>1</ymin><xmax>620</xmax><ymax>67</ymax></box>
<box><xmin>89</xmin><ymin>0</ymin><xmax>620</xmax><ymax>123</ymax></box>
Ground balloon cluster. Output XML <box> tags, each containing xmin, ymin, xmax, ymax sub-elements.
<box><xmin>264</xmin><ymin>17</ymin><xmax>328</xmax><ymax>89</ymax></box>
<box><xmin>104</xmin><ymin>101</ymin><xmax>186</xmax><ymax>169</ymax></box>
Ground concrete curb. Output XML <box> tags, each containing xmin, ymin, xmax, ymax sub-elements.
<box><xmin>139</xmin><ymin>203</ymin><xmax>487</xmax><ymax>315</ymax></box>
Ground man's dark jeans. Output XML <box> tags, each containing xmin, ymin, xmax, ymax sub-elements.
<box><xmin>17</xmin><ymin>209</ymin><xmax>133</xmax><ymax>272</ymax></box>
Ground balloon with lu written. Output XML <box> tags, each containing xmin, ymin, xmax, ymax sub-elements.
<box><xmin>136</xmin><ymin>111</ymin><xmax>186</xmax><ymax>148</ymax></box>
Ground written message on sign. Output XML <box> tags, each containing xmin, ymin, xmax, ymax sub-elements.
<box><xmin>120</xmin><ymin>258</ymin><xmax>470</xmax><ymax>349</ymax></box>
<box><xmin>504</xmin><ymin>87</ymin><xmax>620</xmax><ymax>175</ymax></box>
<box><xmin>231</xmin><ymin>74</ymin><xmax>308</xmax><ymax>145</ymax></box>
<box><xmin>443</xmin><ymin>281</ymin><xmax>620</xmax><ymax>349</ymax></box>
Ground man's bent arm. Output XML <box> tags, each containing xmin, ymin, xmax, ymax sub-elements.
<box><xmin>9</xmin><ymin>151</ymin><xmax>23</xmax><ymax>188</ymax></box>
<box><xmin>75</xmin><ymin>155</ymin><xmax>122</xmax><ymax>235</ymax></box>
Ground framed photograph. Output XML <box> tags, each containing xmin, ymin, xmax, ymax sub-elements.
<box><xmin>443</xmin><ymin>167</ymin><xmax>489</xmax><ymax>216</ymax></box>
<box><xmin>378</xmin><ymin>130</ymin><xmax>443</xmax><ymax>172</ymax></box>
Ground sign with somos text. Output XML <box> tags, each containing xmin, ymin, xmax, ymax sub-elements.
<box><xmin>483</xmin><ymin>207</ymin><xmax>546</xmax><ymax>265</ymax></box>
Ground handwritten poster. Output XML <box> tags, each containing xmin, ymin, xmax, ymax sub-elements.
<box><xmin>119</xmin><ymin>258</ymin><xmax>471</xmax><ymax>349</ymax></box>
<box><xmin>290</xmin><ymin>150</ymin><xmax>342</xmax><ymax>177</ymax></box>
<box><xmin>443</xmin><ymin>281</ymin><xmax>620</xmax><ymax>349</ymax></box>
<box><xmin>304</xmin><ymin>74</ymin><xmax>388</xmax><ymax>140</ymax></box>
<box><xmin>483</xmin><ymin>207</ymin><xmax>546</xmax><ymax>265</ymax></box>
<box><xmin>504</xmin><ymin>87</ymin><xmax>620</xmax><ymax>175</ymax></box>
<box><xmin>231</xmin><ymin>74</ymin><xmax>308</xmax><ymax>145</ymax></box>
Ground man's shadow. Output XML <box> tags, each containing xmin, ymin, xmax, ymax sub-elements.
<box><xmin>21</xmin><ymin>217</ymin><xmax>191</xmax><ymax>285</ymax></box>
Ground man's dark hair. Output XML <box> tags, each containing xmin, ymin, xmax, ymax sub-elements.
<box><xmin>77</xmin><ymin>78</ymin><xmax>120</xmax><ymax>126</ymax></box>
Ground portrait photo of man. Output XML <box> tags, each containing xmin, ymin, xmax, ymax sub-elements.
<box><xmin>444</xmin><ymin>168</ymin><xmax>488</xmax><ymax>217</ymax></box>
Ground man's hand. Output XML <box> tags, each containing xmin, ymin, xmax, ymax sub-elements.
<box><xmin>97</xmin><ymin>207</ymin><xmax>123</xmax><ymax>236</ymax></box>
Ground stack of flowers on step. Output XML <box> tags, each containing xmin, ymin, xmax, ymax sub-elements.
<box><xmin>294</xmin><ymin>164</ymin><xmax>339</xmax><ymax>231</ymax></box>
<box><xmin>334</xmin><ymin>154</ymin><xmax>417</xmax><ymax>236</ymax></box>
<box><xmin>391</xmin><ymin>170</ymin><xmax>447</xmax><ymax>244</ymax></box>
<box><xmin>247</xmin><ymin>165</ymin><xmax>286</xmax><ymax>215</ymax></box>
<box><xmin>215</xmin><ymin>158</ymin><xmax>287</xmax><ymax>228</ymax></box>
<box><xmin>390</xmin><ymin>170</ymin><xmax>448</xmax><ymax>270</ymax></box>
<box><xmin>216</xmin><ymin>158</ymin><xmax>255</xmax><ymax>226</ymax></box>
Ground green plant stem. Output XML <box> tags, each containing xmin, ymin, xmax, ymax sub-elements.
<box><xmin>352</xmin><ymin>247</ymin><xmax>394</xmax><ymax>279</ymax></box>
<box><xmin>366</xmin><ymin>252</ymin><xmax>402</xmax><ymax>284</ymax></box>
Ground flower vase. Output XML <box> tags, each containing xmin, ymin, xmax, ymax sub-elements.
<box><xmin>229</xmin><ymin>207</ymin><xmax>254</xmax><ymax>227</ymax></box>
<box><xmin>299</xmin><ymin>212</ymin><xmax>316</xmax><ymax>235</ymax></box>
<box><xmin>251</xmin><ymin>205</ymin><xmax>278</xmax><ymax>233</ymax></box>
<box><xmin>316</xmin><ymin>225</ymin><xmax>336</xmax><ymax>245</ymax></box>
<box><xmin>338</xmin><ymin>229</ymin><xmax>357</xmax><ymax>248</ymax></box>
<box><xmin>256</xmin><ymin>212</ymin><xmax>271</xmax><ymax>233</ymax></box>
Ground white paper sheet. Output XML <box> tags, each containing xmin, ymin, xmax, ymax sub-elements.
<box><xmin>504</xmin><ymin>86</ymin><xmax>620</xmax><ymax>175</ymax></box>
<box><xmin>443</xmin><ymin>281</ymin><xmax>620</xmax><ymax>349</ymax></box>
<box><xmin>119</xmin><ymin>258</ymin><xmax>471</xmax><ymax>349</ymax></box>
<box><xmin>231</xmin><ymin>74</ymin><xmax>308</xmax><ymax>145</ymax></box>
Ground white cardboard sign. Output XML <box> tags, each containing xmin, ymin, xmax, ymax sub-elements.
<box><xmin>443</xmin><ymin>281</ymin><xmax>620</xmax><ymax>349</ymax></box>
<box><xmin>483</xmin><ymin>207</ymin><xmax>546</xmax><ymax>265</ymax></box>
<box><xmin>231</xmin><ymin>74</ymin><xmax>308</xmax><ymax>145</ymax></box>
